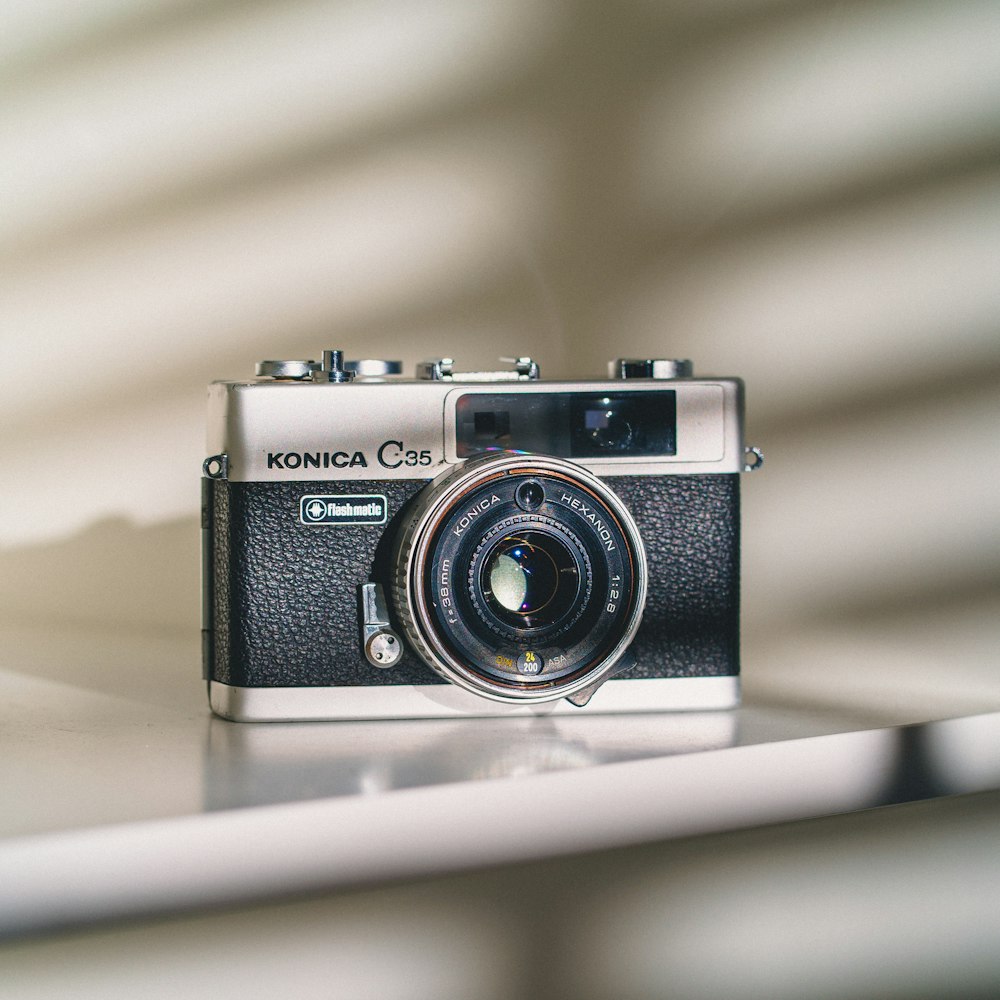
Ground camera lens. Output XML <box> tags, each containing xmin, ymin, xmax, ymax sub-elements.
<box><xmin>392</xmin><ymin>453</ymin><xmax>647</xmax><ymax>706</ymax></box>
<box><xmin>480</xmin><ymin>530</ymin><xmax>579</xmax><ymax>630</ymax></box>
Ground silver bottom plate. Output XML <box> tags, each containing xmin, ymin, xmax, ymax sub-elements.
<box><xmin>209</xmin><ymin>676</ymin><xmax>740</xmax><ymax>722</ymax></box>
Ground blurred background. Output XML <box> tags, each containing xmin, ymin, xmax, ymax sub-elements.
<box><xmin>2</xmin><ymin>2</ymin><xmax>1000</xmax><ymax>996</ymax></box>
<box><xmin>1</xmin><ymin>0</ymin><xmax>997</xmax><ymax>720</ymax></box>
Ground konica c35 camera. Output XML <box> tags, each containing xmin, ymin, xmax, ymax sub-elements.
<box><xmin>202</xmin><ymin>351</ymin><xmax>762</xmax><ymax>721</ymax></box>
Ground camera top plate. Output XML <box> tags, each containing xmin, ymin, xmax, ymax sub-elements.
<box><xmin>207</xmin><ymin>354</ymin><xmax>748</xmax><ymax>483</ymax></box>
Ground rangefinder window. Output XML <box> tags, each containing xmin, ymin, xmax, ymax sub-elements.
<box><xmin>455</xmin><ymin>393</ymin><xmax>566</xmax><ymax>456</ymax></box>
<box><xmin>569</xmin><ymin>392</ymin><xmax>676</xmax><ymax>458</ymax></box>
<box><xmin>455</xmin><ymin>390</ymin><xmax>677</xmax><ymax>458</ymax></box>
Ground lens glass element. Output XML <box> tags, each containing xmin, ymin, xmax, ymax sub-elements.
<box><xmin>482</xmin><ymin>531</ymin><xmax>578</xmax><ymax>630</ymax></box>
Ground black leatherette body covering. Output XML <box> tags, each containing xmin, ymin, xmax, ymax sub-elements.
<box><xmin>606</xmin><ymin>474</ymin><xmax>740</xmax><ymax>681</ymax></box>
<box><xmin>204</xmin><ymin>474</ymin><xmax>740</xmax><ymax>688</ymax></box>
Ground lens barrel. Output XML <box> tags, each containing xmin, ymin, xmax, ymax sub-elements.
<box><xmin>392</xmin><ymin>453</ymin><xmax>646</xmax><ymax>704</ymax></box>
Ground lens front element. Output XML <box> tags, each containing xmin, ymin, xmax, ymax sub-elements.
<box><xmin>481</xmin><ymin>529</ymin><xmax>582</xmax><ymax>631</ymax></box>
<box><xmin>392</xmin><ymin>453</ymin><xmax>646</xmax><ymax>705</ymax></box>
<box><xmin>488</xmin><ymin>544</ymin><xmax>538</xmax><ymax>614</ymax></box>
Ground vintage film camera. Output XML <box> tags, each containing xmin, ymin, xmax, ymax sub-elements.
<box><xmin>202</xmin><ymin>351</ymin><xmax>762</xmax><ymax>721</ymax></box>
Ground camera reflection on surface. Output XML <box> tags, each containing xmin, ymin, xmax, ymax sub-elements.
<box><xmin>203</xmin><ymin>711</ymin><xmax>738</xmax><ymax>811</ymax></box>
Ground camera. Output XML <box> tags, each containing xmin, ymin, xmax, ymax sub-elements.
<box><xmin>202</xmin><ymin>351</ymin><xmax>762</xmax><ymax>721</ymax></box>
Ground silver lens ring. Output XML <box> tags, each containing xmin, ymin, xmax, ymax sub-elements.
<box><xmin>391</xmin><ymin>452</ymin><xmax>647</xmax><ymax>704</ymax></box>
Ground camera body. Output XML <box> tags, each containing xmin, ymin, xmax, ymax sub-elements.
<box><xmin>203</xmin><ymin>352</ymin><xmax>759</xmax><ymax>721</ymax></box>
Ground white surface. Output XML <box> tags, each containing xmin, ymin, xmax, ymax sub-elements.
<box><xmin>0</xmin><ymin>726</ymin><xmax>904</xmax><ymax>933</ymax></box>
<box><xmin>3</xmin><ymin>714</ymin><xmax>998</xmax><ymax>937</ymax></box>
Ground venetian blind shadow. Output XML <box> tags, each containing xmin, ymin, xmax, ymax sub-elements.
<box><xmin>0</xmin><ymin>515</ymin><xmax>200</xmax><ymax>636</ymax></box>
